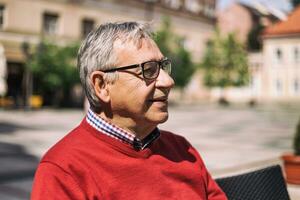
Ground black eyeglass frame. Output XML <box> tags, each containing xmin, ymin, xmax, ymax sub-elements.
<box><xmin>101</xmin><ymin>57</ymin><xmax>171</xmax><ymax>80</ymax></box>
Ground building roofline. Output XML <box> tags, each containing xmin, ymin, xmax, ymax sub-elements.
<box><xmin>262</xmin><ymin>32</ymin><xmax>300</xmax><ymax>39</ymax></box>
<box><xmin>141</xmin><ymin>0</ymin><xmax>216</xmax><ymax>23</ymax></box>
<box><xmin>262</xmin><ymin>5</ymin><xmax>300</xmax><ymax>37</ymax></box>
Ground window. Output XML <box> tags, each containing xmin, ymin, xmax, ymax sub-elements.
<box><xmin>204</xmin><ymin>4</ymin><xmax>215</xmax><ymax>17</ymax></box>
<box><xmin>276</xmin><ymin>80</ymin><xmax>282</xmax><ymax>91</ymax></box>
<box><xmin>43</xmin><ymin>12</ymin><xmax>59</xmax><ymax>35</ymax></box>
<box><xmin>274</xmin><ymin>79</ymin><xmax>282</xmax><ymax>96</ymax></box>
<box><xmin>81</xmin><ymin>18</ymin><xmax>95</xmax><ymax>38</ymax></box>
<box><xmin>275</xmin><ymin>48</ymin><xmax>283</xmax><ymax>63</ymax></box>
<box><xmin>294</xmin><ymin>47</ymin><xmax>299</xmax><ymax>63</ymax></box>
<box><xmin>163</xmin><ymin>0</ymin><xmax>182</xmax><ymax>9</ymax></box>
<box><xmin>250</xmin><ymin>75</ymin><xmax>260</xmax><ymax>95</ymax></box>
<box><xmin>0</xmin><ymin>5</ymin><xmax>5</xmax><ymax>29</ymax></box>
<box><xmin>185</xmin><ymin>0</ymin><xmax>201</xmax><ymax>13</ymax></box>
<box><xmin>294</xmin><ymin>79</ymin><xmax>300</xmax><ymax>94</ymax></box>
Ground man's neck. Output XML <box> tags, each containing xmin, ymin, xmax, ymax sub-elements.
<box><xmin>97</xmin><ymin>112</ymin><xmax>156</xmax><ymax>140</ymax></box>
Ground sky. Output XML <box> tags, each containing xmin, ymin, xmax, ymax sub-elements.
<box><xmin>217</xmin><ymin>0</ymin><xmax>293</xmax><ymax>12</ymax></box>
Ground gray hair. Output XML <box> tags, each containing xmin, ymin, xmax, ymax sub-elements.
<box><xmin>77</xmin><ymin>21</ymin><xmax>153</xmax><ymax>112</ymax></box>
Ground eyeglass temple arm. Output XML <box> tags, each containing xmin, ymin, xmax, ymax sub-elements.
<box><xmin>102</xmin><ymin>64</ymin><xmax>140</xmax><ymax>72</ymax></box>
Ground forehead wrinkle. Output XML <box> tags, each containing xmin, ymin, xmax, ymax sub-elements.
<box><xmin>113</xmin><ymin>38</ymin><xmax>141</xmax><ymax>53</ymax></box>
<box><xmin>114</xmin><ymin>37</ymin><xmax>157</xmax><ymax>54</ymax></box>
<box><xmin>113</xmin><ymin>37</ymin><xmax>163</xmax><ymax>69</ymax></box>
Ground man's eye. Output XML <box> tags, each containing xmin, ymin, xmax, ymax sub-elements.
<box><xmin>144</xmin><ymin>64</ymin><xmax>155</xmax><ymax>72</ymax></box>
<box><xmin>144</xmin><ymin>62</ymin><xmax>157</xmax><ymax>69</ymax></box>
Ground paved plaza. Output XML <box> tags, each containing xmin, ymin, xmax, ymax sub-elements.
<box><xmin>0</xmin><ymin>103</ymin><xmax>300</xmax><ymax>199</ymax></box>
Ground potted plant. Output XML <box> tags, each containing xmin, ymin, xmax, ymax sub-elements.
<box><xmin>282</xmin><ymin>118</ymin><xmax>300</xmax><ymax>184</ymax></box>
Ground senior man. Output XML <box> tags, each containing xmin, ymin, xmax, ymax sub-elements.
<box><xmin>31</xmin><ymin>22</ymin><xmax>227</xmax><ymax>200</ymax></box>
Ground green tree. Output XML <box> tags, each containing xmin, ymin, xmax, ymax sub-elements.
<box><xmin>201</xmin><ymin>30</ymin><xmax>249</xmax><ymax>102</ymax></box>
<box><xmin>153</xmin><ymin>17</ymin><xmax>195</xmax><ymax>89</ymax></box>
<box><xmin>27</xmin><ymin>41</ymin><xmax>80</xmax><ymax>107</ymax></box>
<box><xmin>294</xmin><ymin>118</ymin><xmax>300</xmax><ymax>155</ymax></box>
<box><xmin>292</xmin><ymin>0</ymin><xmax>300</xmax><ymax>8</ymax></box>
<box><xmin>247</xmin><ymin>23</ymin><xmax>264</xmax><ymax>51</ymax></box>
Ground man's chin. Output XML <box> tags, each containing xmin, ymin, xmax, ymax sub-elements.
<box><xmin>150</xmin><ymin>111</ymin><xmax>169</xmax><ymax>124</ymax></box>
<box><xmin>159</xmin><ymin>116</ymin><xmax>169</xmax><ymax>124</ymax></box>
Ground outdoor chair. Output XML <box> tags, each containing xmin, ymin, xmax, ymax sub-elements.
<box><xmin>215</xmin><ymin>165</ymin><xmax>290</xmax><ymax>200</ymax></box>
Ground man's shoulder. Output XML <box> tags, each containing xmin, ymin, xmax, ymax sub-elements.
<box><xmin>159</xmin><ymin>130</ymin><xmax>191</xmax><ymax>147</ymax></box>
<box><xmin>40</xmin><ymin>120</ymin><xmax>89</xmax><ymax>164</ymax></box>
<box><xmin>160</xmin><ymin>129</ymin><xmax>188</xmax><ymax>140</ymax></box>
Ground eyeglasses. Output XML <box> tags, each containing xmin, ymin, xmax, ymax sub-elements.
<box><xmin>102</xmin><ymin>58</ymin><xmax>172</xmax><ymax>80</ymax></box>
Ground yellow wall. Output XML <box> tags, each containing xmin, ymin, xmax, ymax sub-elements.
<box><xmin>0</xmin><ymin>0</ymin><xmax>215</xmax><ymax>62</ymax></box>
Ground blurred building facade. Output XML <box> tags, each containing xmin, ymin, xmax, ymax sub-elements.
<box><xmin>217</xmin><ymin>2</ymin><xmax>285</xmax><ymax>45</ymax></box>
<box><xmin>0</xmin><ymin>0</ymin><xmax>216</xmax><ymax>107</ymax></box>
<box><xmin>261</xmin><ymin>5</ymin><xmax>300</xmax><ymax>100</ymax></box>
<box><xmin>219</xmin><ymin>4</ymin><xmax>300</xmax><ymax>102</ymax></box>
<box><xmin>186</xmin><ymin>2</ymin><xmax>300</xmax><ymax>103</ymax></box>
<box><xmin>186</xmin><ymin>1</ymin><xmax>286</xmax><ymax>102</ymax></box>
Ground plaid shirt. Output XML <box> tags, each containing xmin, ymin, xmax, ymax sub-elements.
<box><xmin>86</xmin><ymin>109</ymin><xmax>160</xmax><ymax>150</ymax></box>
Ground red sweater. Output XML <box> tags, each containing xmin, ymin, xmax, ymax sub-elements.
<box><xmin>31</xmin><ymin>119</ymin><xmax>227</xmax><ymax>200</ymax></box>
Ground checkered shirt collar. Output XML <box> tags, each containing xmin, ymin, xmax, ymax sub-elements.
<box><xmin>86</xmin><ymin>109</ymin><xmax>160</xmax><ymax>150</ymax></box>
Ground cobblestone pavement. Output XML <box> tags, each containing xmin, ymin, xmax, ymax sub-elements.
<box><xmin>0</xmin><ymin>103</ymin><xmax>299</xmax><ymax>199</ymax></box>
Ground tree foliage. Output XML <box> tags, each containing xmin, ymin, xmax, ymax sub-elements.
<box><xmin>292</xmin><ymin>0</ymin><xmax>300</xmax><ymax>8</ymax></box>
<box><xmin>294</xmin><ymin>118</ymin><xmax>300</xmax><ymax>155</ymax></box>
<box><xmin>153</xmin><ymin>16</ymin><xmax>195</xmax><ymax>89</ymax></box>
<box><xmin>201</xmin><ymin>30</ymin><xmax>249</xmax><ymax>89</ymax></box>
<box><xmin>247</xmin><ymin>23</ymin><xmax>264</xmax><ymax>51</ymax></box>
<box><xmin>27</xmin><ymin>41</ymin><xmax>80</xmax><ymax>106</ymax></box>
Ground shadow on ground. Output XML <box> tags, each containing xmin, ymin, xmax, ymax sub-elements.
<box><xmin>0</xmin><ymin>141</ymin><xmax>39</xmax><ymax>199</ymax></box>
<box><xmin>0</xmin><ymin>122</ymin><xmax>37</xmax><ymax>134</ymax></box>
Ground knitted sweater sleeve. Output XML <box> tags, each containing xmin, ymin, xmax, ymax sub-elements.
<box><xmin>31</xmin><ymin>162</ymin><xmax>85</xmax><ymax>200</ymax></box>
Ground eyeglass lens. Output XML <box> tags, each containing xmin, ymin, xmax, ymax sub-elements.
<box><xmin>142</xmin><ymin>60</ymin><xmax>171</xmax><ymax>79</ymax></box>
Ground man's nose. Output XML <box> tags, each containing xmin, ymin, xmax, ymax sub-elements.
<box><xmin>155</xmin><ymin>69</ymin><xmax>175</xmax><ymax>88</ymax></box>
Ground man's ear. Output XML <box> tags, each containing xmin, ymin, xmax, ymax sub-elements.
<box><xmin>90</xmin><ymin>71</ymin><xmax>110</xmax><ymax>103</ymax></box>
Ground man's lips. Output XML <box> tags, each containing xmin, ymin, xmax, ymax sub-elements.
<box><xmin>149</xmin><ymin>97</ymin><xmax>168</xmax><ymax>102</ymax></box>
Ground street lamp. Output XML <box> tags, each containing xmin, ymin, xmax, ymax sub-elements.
<box><xmin>21</xmin><ymin>40</ymin><xmax>32</xmax><ymax>110</ymax></box>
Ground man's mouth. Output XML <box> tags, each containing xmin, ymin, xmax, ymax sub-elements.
<box><xmin>149</xmin><ymin>97</ymin><xmax>168</xmax><ymax>102</ymax></box>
